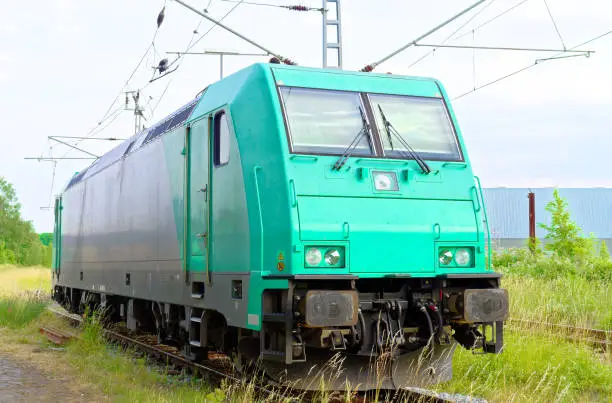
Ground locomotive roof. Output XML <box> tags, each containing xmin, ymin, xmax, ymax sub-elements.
<box><xmin>64</xmin><ymin>63</ymin><xmax>440</xmax><ymax>191</ymax></box>
<box><xmin>64</xmin><ymin>95</ymin><xmax>201</xmax><ymax>190</ymax></box>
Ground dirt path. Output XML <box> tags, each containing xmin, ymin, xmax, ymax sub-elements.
<box><xmin>0</xmin><ymin>353</ymin><xmax>90</xmax><ymax>403</ymax></box>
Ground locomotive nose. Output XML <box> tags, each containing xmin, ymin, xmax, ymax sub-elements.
<box><xmin>297</xmin><ymin>195</ymin><xmax>479</xmax><ymax>274</ymax></box>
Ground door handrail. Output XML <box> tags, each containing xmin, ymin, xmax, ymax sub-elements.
<box><xmin>474</xmin><ymin>176</ymin><xmax>491</xmax><ymax>270</ymax></box>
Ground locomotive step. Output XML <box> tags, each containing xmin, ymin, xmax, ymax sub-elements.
<box><xmin>263</xmin><ymin>313</ymin><xmax>288</xmax><ymax>323</ymax></box>
<box><xmin>261</xmin><ymin>349</ymin><xmax>285</xmax><ymax>362</ymax></box>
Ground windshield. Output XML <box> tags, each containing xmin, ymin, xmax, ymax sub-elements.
<box><xmin>279</xmin><ymin>87</ymin><xmax>373</xmax><ymax>155</ymax></box>
<box><xmin>369</xmin><ymin>94</ymin><xmax>461</xmax><ymax>161</ymax></box>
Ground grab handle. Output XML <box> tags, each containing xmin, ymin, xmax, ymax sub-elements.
<box><xmin>433</xmin><ymin>223</ymin><xmax>441</xmax><ymax>240</ymax></box>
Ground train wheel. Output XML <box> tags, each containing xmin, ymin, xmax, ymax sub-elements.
<box><xmin>233</xmin><ymin>336</ymin><xmax>261</xmax><ymax>375</ymax></box>
<box><xmin>181</xmin><ymin>343</ymin><xmax>207</xmax><ymax>362</ymax></box>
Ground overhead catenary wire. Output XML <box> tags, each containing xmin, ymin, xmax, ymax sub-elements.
<box><xmin>46</xmin><ymin>161</ymin><xmax>58</xmax><ymax>209</ymax></box>
<box><xmin>151</xmin><ymin>0</ymin><xmax>301</xmax><ymax>119</ymax></box>
<box><xmin>182</xmin><ymin>0</ymin><xmax>245</xmax><ymax>58</ymax></box>
<box><xmin>60</xmin><ymin>1</ymin><xmax>168</xmax><ymax>158</ymax></box>
<box><xmin>453</xmin><ymin>0</ymin><xmax>532</xmax><ymax>41</ymax></box>
<box><xmin>24</xmin><ymin>157</ymin><xmax>98</xmax><ymax>161</ymax></box>
<box><xmin>81</xmin><ymin>107</ymin><xmax>125</xmax><ymax>143</ymax></box>
<box><xmin>149</xmin><ymin>1</ymin><xmax>246</xmax><ymax>119</ymax></box>
<box><xmin>220</xmin><ymin>0</ymin><xmax>324</xmax><ymax>12</ymax></box>
<box><xmin>407</xmin><ymin>0</ymin><xmax>498</xmax><ymax>70</ymax></box>
<box><xmin>173</xmin><ymin>0</ymin><xmax>296</xmax><ymax>64</ymax></box>
<box><xmin>413</xmin><ymin>43</ymin><xmax>592</xmax><ymax>53</ymax></box>
<box><xmin>360</xmin><ymin>0</ymin><xmax>487</xmax><ymax>72</ymax></box>
<box><xmin>407</xmin><ymin>0</ymin><xmax>553</xmax><ymax>70</ymax></box>
<box><xmin>99</xmin><ymin>2</ymin><xmax>167</xmax><ymax>124</ymax></box>
<box><xmin>543</xmin><ymin>0</ymin><xmax>566</xmax><ymax>49</ymax></box>
<box><xmin>42</xmin><ymin>140</ymin><xmax>58</xmax><ymax>210</ymax></box>
<box><xmin>453</xmin><ymin>29</ymin><xmax>611</xmax><ymax>100</ymax></box>
<box><xmin>472</xmin><ymin>30</ymin><xmax>477</xmax><ymax>90</ymax></box>
<box><xmin>166</xmin><ymin>50</ymin><xmax>270</xmax><ymax>80</ymax></box>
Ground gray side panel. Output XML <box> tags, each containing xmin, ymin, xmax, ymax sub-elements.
<box><xmin>56</xmin><ymin>125</ymin><xmax>253</xmax><ymax>327</ymax></box>
<box><xmin>58</xmin><ymin>129</ymin><xmax>184</xmax><ymax>302</ymax></box>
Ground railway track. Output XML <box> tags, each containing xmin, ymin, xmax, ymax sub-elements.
<box><xmin>45</xmin><ymin>306</ymin><xmax>461</xmax><ymax>402</ymax></box>
<box><xmin>46</xmin><ymin>308</ymin><xmax>279</xmax><ymax>398</ymax></box>
<box><xmin>42</xmin><ymin>307</ymin><xmax>610</xmax><ymax>401</ymax></box>
<box><xmin>507</xmin><ymin>318</ymin><xmax>611</xmax><ymax>351</ymax></box>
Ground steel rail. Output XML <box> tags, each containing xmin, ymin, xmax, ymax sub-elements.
<box><xmin>47</xmin><ymin>307</ymin><xmax>460</xmax><ymax>401</ymax></box>
<box><xmin>507</xmin><ymin>318</ymin><xmax>610</xmax><ymax>350</ymax></box>
<box><xmin>47</xmin><ymin>308</ymin><xmax>276</xmax><ymax>395</ymax></box>
<box><xmin>39</xmin><ymin>326</ymin><xmax>75</xmax><ymax>345</ymax></box>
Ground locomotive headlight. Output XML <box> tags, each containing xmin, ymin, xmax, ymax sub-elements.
<box><xmin>305</xmin><ymin>247</ymin><xmax>323</xmax><ymax>266</ymax></box>
<box><xmin>324</xmin><ymin>249</ymin><xmax>341</xmax><ymax>266</ymax></box>
<box><xmin>454</xmin><ymin>249</ymin><xmax>471</xmax><ymax>266</ymax></box>
<box><xmin>372</xmin><ymin>171</ymin><xmax>399</xmax><ymax>191</ymax></box>
<box><xmin>374</xmin><ymin>174</ymin><xmax>392</xmax><ymax>190</ymax></box>
<box><xmin>439</xmin><ymin>249</ymin><xmax>453</xmax><ymax>266</ymax></box>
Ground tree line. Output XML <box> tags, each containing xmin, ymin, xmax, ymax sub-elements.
<box><xmin>0</xmin><ymin>177</ymin><xmax>52</xmax><ymax>267</ymax></box>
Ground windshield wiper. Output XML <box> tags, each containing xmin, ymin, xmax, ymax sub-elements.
<box><xmin>377</xmin><ymin>104</ymin><xmax>432</xmax><ymax>174</ymax></box>
<box><xmin>333</xmin><ymin>106</ymin><xmax>372</xmax><ymax>171</ymax></box>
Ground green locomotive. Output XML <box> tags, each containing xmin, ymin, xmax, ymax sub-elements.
<box><xmin>52</xmin><ymin>63</ymin><xmax>508</xmax><ymax>390</ymax></box>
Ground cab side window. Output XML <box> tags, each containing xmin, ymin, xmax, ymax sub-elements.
<box><xmin>214</xmin><ymin>112</ymin><xmax>230</xmax><ymax>166</ymax></box>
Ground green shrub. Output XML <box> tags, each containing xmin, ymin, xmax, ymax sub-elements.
<box><xmin>0</xmin><ymin>241</ymin><xmax>16</xmax><ymax>264</ymax></box>
<box><xmin>493</xmin><ymin>190</ymin><xmax>612</xmax><ymax>282</ymax></box>
<box><xmin>539</xmin><ymin>189</ymin><xmax>593</xmax><ymax>260</ymax></box>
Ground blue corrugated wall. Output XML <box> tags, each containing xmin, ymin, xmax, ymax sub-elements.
<box><xmin>482</xmin><ymin>188</ymin><xmax>612</xmax><ymax>245</ymax></box>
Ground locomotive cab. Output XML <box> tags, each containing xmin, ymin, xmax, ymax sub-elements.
<box><xmin>253</xmin><ymin>65</ymin><xmax>509</xmax><ymax>389</ymax></box>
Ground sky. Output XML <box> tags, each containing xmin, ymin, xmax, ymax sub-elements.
<box><xmin>0</xmin><ymin>0</ymin><xmax>610</xmax><ymax>232</ymax></box>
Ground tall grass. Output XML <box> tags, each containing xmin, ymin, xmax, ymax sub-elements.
<box><xmin>504</xmin><ymin>275</ymin><xmax>612</xmax><ymax>330</ymax></box>
<box><xmin>0</xmin><ymin>266</ymin><xmax>50</xmax><ymax>328</ymax></box>
<box><xmin>447</xmin><ymin>246</ymin><xmax>612</xmax><ymax>402</ymax></box>
<box><xmin>0</xmin><ymin>265</ymin><xmax>51</xmax><ymax>296</ymax></box>
<box><xmin>0</xmin><ymin>296</ymin><xmax>47</xmax><ymax>328</ymax></box>
<box><xmin>493</xmin><ymin>247</ymin><xmax>612</xmax><ymax>330</ymax></box>
<box><xmin>438</xmin><ymin>329</ymin><xmax>612</xmax><ymax>402</ymax></box>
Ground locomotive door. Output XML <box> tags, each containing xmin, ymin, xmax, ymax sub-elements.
<box><xmin>186</xmin><ymin>117</ymin><xmax>210</xmax><ymax>282</ymax></box>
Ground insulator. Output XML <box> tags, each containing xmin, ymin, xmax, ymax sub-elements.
<box><xmin>288</xmin><ymin>5</ymin><xmax>309</xmax><ymax>11</ymax></box>
<box><xmin>157</xmin><ymin>6</ymin><xmax>165</xmax><ymax>28</ymax></box>
<box><xmin>157</xmin><ymin>58</ymin><xmax>169</xmax><ymax>73</ymax></box>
